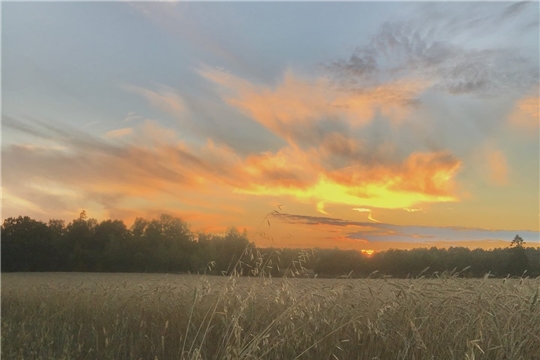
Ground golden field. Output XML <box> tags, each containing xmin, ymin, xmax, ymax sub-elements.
<box><xmin>2</xmin><ymin>272</ymin><xmax>539</xmax><ymax>360</ymax></box>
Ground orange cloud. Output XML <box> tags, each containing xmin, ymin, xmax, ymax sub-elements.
<box><xmin>199</xmin><ymin>67</ymin><xmax>428</xmax><ymax>146</ymax></box>
<box><xmin>333</xmin><ymin>78</ymin><xmax>428</xmax><ymax>124</ymax></box>
<box><xmin>391</xmin><ymin>151</ymin><xmax>461</xmax><ymax>196</ymax></box>
<box><xmin>242</xmin><ymin>146</ymin><xmax>319</xmax><ymax>190</ymax></box>
<box><xmin>486</xmin><ymin>150</ymin><xmax>509</xmax><ymax>186</ymax></box>
<box><xmin>509</xmin><ymin>94</ymin><xmax>539</xmax><ymax>130</ymax></box>
<box><xmin>319</xmin><ymin>132</ymin><xmax>364</xmax><ymax>160</ymax></box>
<box><xmin>105</xmin><ymin>127</ymin><xmax>133</xmax><ymax>139</ymax></box>
<box><xmin>5</xmin><ymin>88</ymin><xmax>461</xmax><ymax>233</ymax></box>
<box><xmin>3</xmin><ymin>120</ymin><xmax>248</xmax><ymax>224</ymax></box>
<box><xmin>196</xmin><ymin>66</ymin><xmax>461</xmax><ymax>213</ymax></box>
<box><xmin>235</xmin><ymin>149</ymin><xmax>461</xmax><ymax>210</ymax></box>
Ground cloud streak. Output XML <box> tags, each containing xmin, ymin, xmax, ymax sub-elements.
<box><xmin>352</xmin><ymin>208</ymin><xmax>380</xmax><ymax>223</ymax></box>
<box><xmin>105</xmin><ymin>127</ymin><xmax>133</xmax><ymax>139</ymax></box>
<box><xmin>274</xmin><ymin>213</ymin><xmax>540</xmax><ymax>245</ymax></box>
<box><xmin>123</xmin><ymin>85</ymin><xmax>186</xmax><ymax>118</ymax></box>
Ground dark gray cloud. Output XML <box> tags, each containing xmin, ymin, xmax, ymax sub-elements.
<box><xmin>498</xmin><ymin>1</ymin><xmax>531</xmax><ymax>20</ymax></box>
<box><xmin>274</xmin><ymin>212</ymin><xmax>382</xmax><ymax>229</ymax></box>
<box><xmin>327</xmin><ymin>2</ymin><xmax>539</xmax><ymax>98</ymax></box>
<box><xmin>274</xmin><ymin>213</ymin><xmax>540</xmax><ymax>244</ymax></box>
<box><xmin>417</xmin><ymin>2</ymin><xmax>537</xmax><ymax>39</ymax></box>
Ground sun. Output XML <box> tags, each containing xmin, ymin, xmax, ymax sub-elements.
<box><xmin>361</xmin><ymin>250</ymin><xmax>374</xmax><ymax>256</ymax></box>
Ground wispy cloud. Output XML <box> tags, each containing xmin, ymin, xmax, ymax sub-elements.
<box><xmin>123</xmin><ymin>112</ymin><xmax>143</xmax><ymax>123</ymax></box>
<box><xmin>2</xmin><ymin>117</ymin><xmax>243</xmax><ymax>221</ymax></box>
<box><xmin>105</xmin><ymin>127</ymin><xmax>133</xmax><ymax>139</ymax></box>
<box><xmin>486</xmin><ymin>150</ymin><xmax>509</xmax><ymax>186</ymax></box>
<box><xmin>123</xmin><ymin>85</ymin><xmax>186</xmax><ymax>118</ymax></box>
<box><xmin>200</xmin><ymin>67</ymin><xmax>426</xmax><ymax>148</ymax></box>
<box><xmin>352</xmin><ymin>208</ymin><xmax>380</xmax><ymax>223</ymax></box>
<box><xmin>403</xmin><ymin>208</ymin><xmax>422</xmax><ymax>213</ymax></box>
<box><xmin>328</xmin><ymin>3</ymin><xmax>539</xmax><ymax>99</ymax></box>
<box><xmin>274</xmin><ymin>213</ymin><xmax>540</xmax><ymax>246</ymax></box>
<box><xmin>509</xmin><ymin>93</ymin><xmax>540</xmax><ymax>131</ymax></box>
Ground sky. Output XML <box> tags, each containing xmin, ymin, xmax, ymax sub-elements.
<box><xmin>2</xmin><ymin>1</ymin><xmax>539</xmax><ymax>252</ymax></box>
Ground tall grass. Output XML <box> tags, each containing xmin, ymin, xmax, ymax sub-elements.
<box><xmin>2</xmin><ymin>270</ymin><xmax>539</xmax><ymax>360</ymax></box>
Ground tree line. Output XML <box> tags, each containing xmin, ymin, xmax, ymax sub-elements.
<box><xmin>1</xmin><ymin>212</ymin><xmax>538</xmax><ymax>278</ymax></box>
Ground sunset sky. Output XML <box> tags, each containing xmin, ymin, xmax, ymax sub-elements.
<box><xmin>2</xmin><ymin>2</ymin><xmax>539</xmax><ymax>252</ymax></box>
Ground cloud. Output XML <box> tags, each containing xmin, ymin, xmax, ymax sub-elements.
<box><xmin>199</xmin><ymin>66</ymin><xmax>427</xmax><ymax>149</ymax></box>
<box><xmin>3</xmin><ymin>115</ymin><xmax>122</xmax><ymax>156</ymax></box>
<box><xmin>198</xmin><ymin>66</ymin><xmax>462</xmax><ymax>212</ymax></box>
<box><xmin>83</xmin><ymin>121</ymin><xmax>101</xmax><ymax>129</ymax></box>
<box><xmin>352</xmin><ymin>208</ymin><xmax>380</xmax><ymax>223</ymax></box>
<box><xmin>486</xmin><ymin>150</ymin><xmax>509</xmax><ymax>186</ymax></box>
<box><xmin>274</xmin><ymin>212</ymin><xmax>540</xmax><ymax>245</ymax></box>
<box><xmin>123</xmin><ymin>112</ymin><xmax>143</xmax><ymax>123</ymax></box>
<box><xmin>236</xmin><ymin>150</ymin><xmax>461</xmax><ymax>210</ymax></box>
<box><xmin>316</xmin><ymin>202</ymin><xmax>329</xmax><ymax>215</ymax></box>
<box><xmin>327</xmin><ymin>3</ymin><xmax>539</xmax><ymax>99</ymax></box>
<box><xmin>2</xmin><ymin>117</ymin><xmax>245</xmax><ymax>219</ymax></box>
<box><xmin>4</xmin><ymin>113</ymin><xmax>464</xmax><ymax>229</ymax></box>
<box><xmin>129</xmin><ymin>2</ymin><xmax>251</xmax><ymax>74</ymax></box>
<box><xmin>105</xmin><ymin>127</ymin><xmax>133</xmax><ymax>139</ymax></box>
<box><xmin>241</xmin><ymin>146</ymin><xmax>317</xmax><ymax>190</ymax></box>
<box><xmin>274</xmin><ymin>213</ymin><xmax>377</xmax><ymax>229</ymax></box>
<box><xmin>498</xmin><ymin>1</ymin><xmax>531</xmax><ymax>21</ymax></box>
<box><xmin>123</xmin><ymin>85</ymin><xmax>186</xmax><ymax>118</ymax></box>
<box><xmin>403</xmin><ymin>208</ymin><xmax>422</xmax><ymax>213</ymax></box>
<box><xmin>5</xmin><ymin>39</ymin><xmax>466</xmax><ymax>225</ymax></box>
<box><xmin>352</xmin><ymin>208</ymin><xmax>371</xmax><ymax>213</ymax></box>
<box><xmin>509</xmin><ymin>94</ymin><xmax>540</xmax><ymax>131</ymax></box>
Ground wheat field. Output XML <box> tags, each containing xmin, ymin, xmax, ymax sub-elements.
<box><xmin>2</xmin><ymin>272</ymin><xmax>539</xmax><ymax>360</ymax></box>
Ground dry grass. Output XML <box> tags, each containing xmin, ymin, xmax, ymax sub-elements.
<box><xmin>2</xmin><ymin>272</ymin><xmax>540</xmax><ymax>360</ymax></box>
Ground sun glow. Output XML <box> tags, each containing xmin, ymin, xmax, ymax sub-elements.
<box><xmin>236</xmin><ymin>170</ymin><xmax>459</xmax><ymax>211</ymax></box>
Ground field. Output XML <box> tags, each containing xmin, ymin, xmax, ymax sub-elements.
<box><xmin>2</xmin><ymin>273</ymin><xmax>539</xmax><ymax>360</ymax></box>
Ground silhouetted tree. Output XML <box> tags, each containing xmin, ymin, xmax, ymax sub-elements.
<box><xmin>212</xmin><ymin>227</ymin><xmax>251</xmax><ymax>275</ymax></box>
<box><xmin>510</xmin><ymin>234</ymin><xmax>526</xmax><ymax>248</ymax></box>
<box><xmin>47</xmin><ymin>219</ymin><xmax>68</xmax><ymax>270</ymax></box>
<box><xmin>65</xmin><ymin>210</ymin><xmax>98</xmax><ymax>271</ymax></box>
<box><xmin>2</xmin><ymin>216</ymin><xmax>53</xmax><ymax>271</ymax></box>
<box><xmin>96</xmin><ymin>219</ymin><xmax>131</xmax><ymax>271</ymax></box>
<box><xmin>507</xmin><ymin>234</ymin><xmax>530</xmax><ymax>276</ymax></box>
<box><xmin>2</xmin><ymin>213</ymin><xmax>540</xmax><ymax>277</ymax></box>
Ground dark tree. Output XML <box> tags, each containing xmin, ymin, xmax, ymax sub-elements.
<box><xmin>2</xmin><ymin>212</ymin><xmax>539</xmax><ymax>277</ymax></box>
<box><xmin>507</xmin><ymin>234</ymin><xmax>530</xmax><ymax>277</ymax></box>
<box><xmin>65</xmin><ymin>210</ymin><xmax>99</xmax><ymax>271</ymax></box>
<box><xmin>1</xmin><ymin>216</ymin><xmax>53</xmax><ymax>271</ymax></box>
<box><xmin>510</xmin><ymin>234</ymin><xmax>526</xmax><ymax>248</ymax></box>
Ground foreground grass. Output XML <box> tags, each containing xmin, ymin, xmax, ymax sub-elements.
<box><xmin>2</xmin><ymin>273</ymin><xmax>540</xmax><ymax>360</ymax></box>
